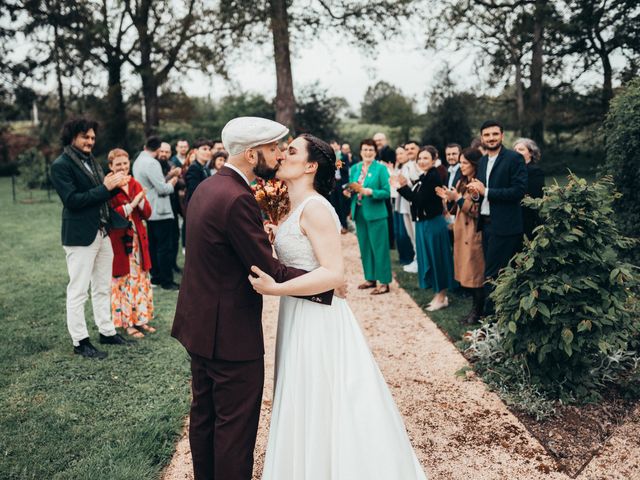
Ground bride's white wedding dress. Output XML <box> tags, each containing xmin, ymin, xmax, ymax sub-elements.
<box><xmin>262</xmin><ymin>195</ymin><xmax>428</xmax><ymax>480</ymax></box>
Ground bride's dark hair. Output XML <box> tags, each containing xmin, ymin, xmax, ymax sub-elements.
<box><xmin>300</xmin><ymin>133</ymin><xmax>336</xmax><ymax>198</ymax></box>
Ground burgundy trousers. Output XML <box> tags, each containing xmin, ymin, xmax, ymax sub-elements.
<box><xmin>188</xmin><ymin>353</ymin><xmax>264</xmax><ymax>480</ymax></box>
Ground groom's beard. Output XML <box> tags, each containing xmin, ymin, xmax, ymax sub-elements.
<box><xmin>253</xmin><ymin>151</ymin><xmax>278</xmax><ymax>180</ymax></box>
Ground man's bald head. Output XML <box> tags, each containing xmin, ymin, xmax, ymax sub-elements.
<box><xmin>158</xmin><ymin>142</ymin><xmax>172</xmax><ymax>161</ymax></box>
<box><xmin>373</xmin><ymin>132</ymin><xmax>387</xmax><ymax>150</ymax></box>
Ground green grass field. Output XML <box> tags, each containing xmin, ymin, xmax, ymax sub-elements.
<box><xmin>0</xmin><ymin>178</ymin><xmax>190</xmax><ymax>480</ymax></box>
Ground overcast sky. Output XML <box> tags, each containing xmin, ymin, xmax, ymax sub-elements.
<box><xmin>179</xmin><ymin>28</ymin><xmax>478</xmax><ymax>114</ymax></box>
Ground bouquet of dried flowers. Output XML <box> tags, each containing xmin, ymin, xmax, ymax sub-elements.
<box><xmin>252</xmin><ymin>178</ymin><xmax>291</xmax><ymax>224</ymax></box>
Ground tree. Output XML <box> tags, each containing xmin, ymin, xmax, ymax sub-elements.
<box><xmin>560</xmin><ymin>0</ymin><xmax>640</xmax><ymax>111</ymax></box>
<box><xmin>295</xmin><ymin>84</ymin><xmax>345</xmax><ymax>140</ymax></box>
<box><xmin>360</xmin><ymin>81</ymin><xmax>416</xmax><ymax>141</ymax></box>
<box><xmin>603</xmin><ymin>78</ymin><xmax>640</xmax><ymax>266</ymax></box>
<box><xmin>218</xmin><ymin>0</ymin><xmax>415</xmax><ymax>132</ymax></box>
<box><xmin>125</xmin><ymin>0</ymin><xmax>215</xmax><ymax>135</ymax></box>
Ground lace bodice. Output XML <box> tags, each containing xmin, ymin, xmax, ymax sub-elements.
<box><xmin>273</xmin><ymin>195</ymin><xmax>341</xmax><ymax>271</ymax></box>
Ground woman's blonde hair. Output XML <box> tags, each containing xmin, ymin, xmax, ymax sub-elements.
<box><xmin>108</xmin><ymin>148</ymin><xmax>129</xmax><ymax>164</ymax></box>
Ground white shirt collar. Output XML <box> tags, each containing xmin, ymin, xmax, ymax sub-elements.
<box><xmin>448</xmin><ymin>163</ymin><xmax>460</xmax><ymax>173</ymax></box>
<box><xmin>223</xmin><ymin>163</ymin><xmax>251</xmax><ymax>186</ymax></box>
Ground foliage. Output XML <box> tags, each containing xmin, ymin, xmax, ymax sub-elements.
<box><xmin>487</xmin><ymin>174</ymin><xmax>640</xmax><ymax>402</ymax></box>
<box><xmin>295</xmin><ymin>85</ymin><xmax>345</xmax><ymax>140</ymax></box>
<box><xmin>360</xmin><ymin>81</ymin><xmax>416</xmax><ymax>142</ymax></box>
<box><xmin>603</xmin><ymin>78</ymin><xmax>640</xmax><ymax>265</ymax></box>
<box><xmin>465</xmin><ymin>323</ymin><xmax>557</xmax><ymax>420</ymax></box>
<box><xmin>420</xmin><ymin>67</ymin><xmax>473</xmax><ymax>151</ymax></box>
<box><xmin>16</xmin><ymin>147</ymin><xmax>48</xmax><ymax>189</ymax></box>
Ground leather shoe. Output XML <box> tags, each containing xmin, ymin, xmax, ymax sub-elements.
<box><xmin>161</xmin><ymin>282</ymin><xmax>180</xmax><ymax>291</ymax></box>
<box><xmin>99</xmin><ymin>333</ymin><xmax>129</xmax><ymax>345</ymax></box>
<box><xmin>74</xmin><ymin>339</ymin><xmax>108</xmax><ymax>359</ymax></box>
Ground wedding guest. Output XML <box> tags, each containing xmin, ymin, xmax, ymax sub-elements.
<box><xmin>398</xmin><ymin>145</ymin><xmax>455</xmax><ymax>311</ymax></box>
<box><xmin>430</xmin><ymin>146</ymin><xmax>448</xmax><ymax>183</ymax></box>
<box><xmin>444</xmin><ymin>143</ymin><xmax>462</xmax><ymax>242</ymax></box>
<box><xmin>107</xmin><ymin>149</ymin><xmax>156</xmax><ymax>338</ymax></box>
<box><xmin>374</xmin><ymin>132</ymin><xmax>396</xmax><ymax>248</ymax></box>
<box><xmin>159</xmin><ymin>142</ymin><xmax>183</xmax><ymax>274</ymax></box>
<box><xmin>513</xmin><ymin>137</ymin><xmax>545</xmax><ymax>240</ymax></box>
<box><xmin>329</xmin><ymin>140</ymin><xmax>350</xmax><ymax>233</ymax></box>
<box><xmin>133</xmin><ymin>136</ymin><xmax>180</xmax><ymax>290</ymax></box>
<box><xmin>212</xmin><ymin>139</ymin><xmax>225</xmax><ymax>154</ymax></box>
<box><xmin>345</xmin><ymin>139</ymin><xmax>392</xmax><ymax>295</ymax></box>
<box><xmin>399</xmin><ymin>140</ymin><xmax>422</xmax><ymax>273</ymax></box>
<box><xmin>185</xmin><ymin>138</ymin><xmax>214</xmax><ymax>204</ymax></box>
<box><xmin>436</xmin><ymin>148</ymin><xmax>485</xmax><ymax>322</ymax></box>
<box><xmin>342</xmin><ymin>142</ymin><xmax>359</xmax><ymax>165</ymax></box>
<box><xmin>373</xmin><ymin>132</ymin><xmax>396</xmax><ymax>165</ymax></box>
<box><xmin>445</xmin><ymin>143</ymin><xmax>462</xmax><ymax>190</ymax></box>
<box><xmin>50</xmin><ymin>118</ymin><xmax>130</xmax><ymax>359</ymax></box>
<box><xmin>170</xmin><ymin>139</ymin><xmax>189</xmax><ymax>169</ymax></box>
<box><xmin>209</xmin><ymin>150</ymin><xmax>228</xmax><ymax>175</ymax></box>
<box><xmin>467</xmin><ymin>120</ymin><xmax>527</xmax><ymax>314</ymax></box>
<box><xmin>392</xmin><ymin>146</ymin><xmax>415</xmax><ymax>265</ymax></box>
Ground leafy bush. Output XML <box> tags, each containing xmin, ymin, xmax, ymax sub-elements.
<box><xmin>465</xmin><ymin>323</ymin><xmax>557</xmax><ymax>420</ymax></box>
<box><xmin>17</xmin><ymin>148</ymin><xmax>49</xmax><ymax>189</ymax></box>
<box><xmin>487</xmin><ymin>174</ymin><xmax>640</xmax><ymax>402</ymax></box>
<box><xmin>603</xmin><ymin>78</ymin><xmax>640</xmax><ymax>265</ymax></box>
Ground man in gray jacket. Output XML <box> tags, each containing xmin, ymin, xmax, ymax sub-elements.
<box><xmin>133</xmin><ymin>136</ymin><xmax>179</xmax><ymax>290</ymax></box>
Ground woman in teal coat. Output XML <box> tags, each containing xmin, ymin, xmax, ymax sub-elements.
<box><xmin>345</xmin><ymin>139</ymin><xmax>392</xmax><ymax>295</ymax></box>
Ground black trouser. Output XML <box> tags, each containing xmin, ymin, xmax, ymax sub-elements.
<box><xmin>189</xmin><ymin>353</ymin><xmax>264</xmax><ymax>480</ymax></box>
<box><xmin>482</xmin><ymin>219</ymin><xmax>522</xmax><ymax>313</ymax></box>
<box><xmin>329</xmin><ymin>186</ymin><xmax>348</xmax><ymax>229</ymax></box>
<box><xmin>148</xmin><ymin>218</ymin><xmax>175</xmax><ymax>286</ymax></box>
<box><xmin>170</xmin><ymin>216</ymin><xmax>180</xmax><ymax>268</ymax></box>
<box><xmin>385</xmin><ymin>199</ymin><xmax>395</xmax><ymax>249</ymax></box>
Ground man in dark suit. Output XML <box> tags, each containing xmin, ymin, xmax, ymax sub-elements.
<box><xmin>373</xmin><ymin>132</ymin><xmax>396</xmax><ymax>247</ymax></box>
<box><xmin>329</xmin><ymin>140</ymin><xmax>350</xmax><ymax>233</ymax></box>
<box><xmin>185</xmin><ymin>138</ymin><xmax>214</xmax><ymax>204</ymax></box>
<box><xmin>50</xmin><ymin>118</ymin><xmax>130</xmax><ymax>359</ymax></box>
<box><xmin>468</xmin><ymin>120</ymin><xmax>528</xmax><ymax>314</ymax></box>
<box><xmin>172</xmin><ymin>117</ymin><xmax>334</xmax><ymax>480</ymax></box>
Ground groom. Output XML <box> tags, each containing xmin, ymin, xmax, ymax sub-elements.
<box><xmin>172</xmin><ymin>117</ymin><xmax>334</xmax><ymax>480</ymax></box>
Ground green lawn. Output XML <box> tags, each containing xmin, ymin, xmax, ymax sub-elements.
<box><xmin>392</xmin><ymin>252</ymin><xmax>472</xmax><ymax>348</ymax></box>
<box><xmin>0</xmin><ymin>178</ymin><xmax>190</xmax><ymax>480</ymax></box>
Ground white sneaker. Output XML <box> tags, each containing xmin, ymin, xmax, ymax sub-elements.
<box><xmin>403</xmin><ymin>260</ymin><xmax>418</xmax><ymax>273</ymax></box>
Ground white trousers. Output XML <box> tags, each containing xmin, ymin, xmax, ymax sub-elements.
<box><xmin>63</xmin><ymin>232</ymin><xmax>116</xmax><ymax>346</ymax></box>
<box><xmin>402</xmin><ymin>213</ymin><xmax>416</xmax><ymax>250</ymax></box>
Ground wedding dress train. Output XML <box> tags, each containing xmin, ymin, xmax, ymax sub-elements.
<box><xmin>262</xmin><ymin>195</ymin><xmax>427</xmax><ymax>480</ymax></box>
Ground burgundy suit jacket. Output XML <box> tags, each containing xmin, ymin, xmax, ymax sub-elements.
<box><xmin>172</xmin><ymin>167</ymin><xmax>332</xmax><ymax>361</ymax></box>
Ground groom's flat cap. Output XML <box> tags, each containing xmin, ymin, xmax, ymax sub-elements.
<box><xmin>222</xmin><ymin>117</ymin><xmax>289</xmax><ymax>156</ymax></box>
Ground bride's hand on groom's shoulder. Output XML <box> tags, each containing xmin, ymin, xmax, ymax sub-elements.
<box><xmin>248</xmin><ymin>265</ymin><xmax>279</xmax><ymax>295</ymax></box>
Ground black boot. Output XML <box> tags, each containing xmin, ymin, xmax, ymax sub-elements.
<box><xmin>464</xmin><ymin>288</ymin><xmax>485</xmax><ymax>324</ymax></box>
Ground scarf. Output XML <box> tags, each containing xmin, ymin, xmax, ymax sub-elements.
<box><xmin>64</xmin><ymin>145</ymin><xmax>110</xmax><ymax>228</ymax></box>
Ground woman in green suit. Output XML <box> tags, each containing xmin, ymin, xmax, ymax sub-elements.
<box><xmin>345</xmin><ymin>139</ymin><xmax>392</xmax><ymax>295</ymax></box>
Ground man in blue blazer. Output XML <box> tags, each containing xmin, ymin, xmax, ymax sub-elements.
<box><xmin>468</xmin><ymin>120</ymin><xmax>528</xmax><ymax>313</ymax></box>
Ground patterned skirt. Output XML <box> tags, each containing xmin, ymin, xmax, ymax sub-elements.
<box><xmin>111</xmin><ymin>233</ymin><xmax>154</xmax><ymax>328</ymax></box>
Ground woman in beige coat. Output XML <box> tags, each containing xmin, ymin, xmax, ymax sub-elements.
<box><xmin>436</xmin><ymin>147</ymin><xmax>485</xmax><ymax>323</ymax></box>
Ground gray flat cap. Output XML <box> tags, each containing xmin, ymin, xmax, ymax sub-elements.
<box><xmin>221</xmin><ymin>117</ymin><xmax>289</xmax><ymax>156</ymax></box>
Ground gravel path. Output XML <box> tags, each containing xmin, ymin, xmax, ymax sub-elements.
<box><xmin>163</xmin><ymin>233</ymin><xmax>629</xmax><ymax>480</ymax></box>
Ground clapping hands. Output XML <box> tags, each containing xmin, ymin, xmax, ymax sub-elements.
<box><xmin>435</xmin><ymin>186</ymin><xmax>458</xmax><ymax>202</ymax></box>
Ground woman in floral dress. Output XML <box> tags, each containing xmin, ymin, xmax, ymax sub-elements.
<box><xmin>107</xmin><ymin>148</ymin><xmax>155</xmax><ymax>338</ymax></box>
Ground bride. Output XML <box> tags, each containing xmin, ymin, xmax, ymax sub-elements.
<box><xmin>248</xmin><ymin>134</ymin><xmax>428</xmax><ymax>480</ymax></box>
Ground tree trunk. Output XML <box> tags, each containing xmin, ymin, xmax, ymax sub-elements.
<box><xmin>599</xmin><ymin>49</ymin><xmax>613</xmax><ymax>111</ymax></box>
<box><xmin>141</xmin><ymin>75</ymin><xmax>159</xmax><ymax>137</ymax></box>
<box><xmin>270</xmin><ymin>0</ymin><xmax>296</xmax><ymax>131</ymax></box>
<box><xmin>529</xmin><ymin>0</ymin><xmax>545</xmax><ymax>146</ymax></box>
<box><xmin>53</xmin><ymin>25</ymin><xmax>66</xmax><ymax>123</ymax></box>
<box><xmin>514</xmin><ymin>60</ymin><xmax>525</xmax><ymax>135</ymax></box>
<box><xmin>105</xmin><ymin>61</ymin><xmax>129</xmax><ymax>149</ymax></box>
